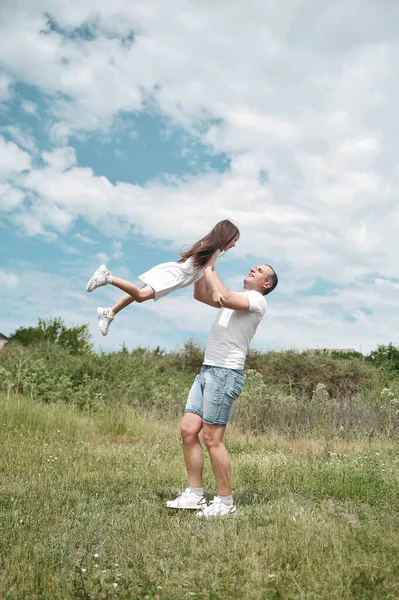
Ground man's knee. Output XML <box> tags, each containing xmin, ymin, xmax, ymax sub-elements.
<box><xmin>181</xmin><ymin>414</ymin><xmax>202</xmax><ymax>443</ymax></box>
<box><xmin>203</xmin><ymin>424</ymin><xmax>224</xmax><ymax>449</ymax></box>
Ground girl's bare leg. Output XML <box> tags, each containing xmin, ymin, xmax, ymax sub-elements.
<box><xmin>111</xmin><ymin>294</ymin><xmax>135</xmax><ymax>315</ymax></box>
<box><xmin>110</xmin><ymin>278</ymin><xmax>155</xmax><ymax>303</ymax></box>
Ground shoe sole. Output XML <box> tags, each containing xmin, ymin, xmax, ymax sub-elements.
<box><xmin>86</xmin><ymin>265</ymin><xmax>106</xmax><ymax>292</ymax></box>
<box><xmin>197</xmin><ymin>508</ymin><xmax>237</xmax><ymax>518</ymax></box>
<box><xmin>166</xmin><ymin>504</ymin><xmax>207</xmax><ymax>510</ymax></box>
<box><xmin>97</xmin><ymin>308</ymin><xmax>110</xmax><ymax>337</ymax></box>
<box><xmin>197</xmin><ymin>513</ymin><xmax>236</xmax><ymax>518</ymax></box>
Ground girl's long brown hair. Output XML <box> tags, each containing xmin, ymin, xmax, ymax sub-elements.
<box><xmin>178</xmin><ymin>219</ymin><xmax>240</xmax><ymax>269</ymax></box>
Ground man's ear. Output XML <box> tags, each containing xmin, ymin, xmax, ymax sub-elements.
<box><xmin>263</xmin><ymin>280</ymin><xmax>272</xmax><ymax>292</ymax></box>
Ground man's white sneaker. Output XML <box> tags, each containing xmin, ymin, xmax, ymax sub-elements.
<box><xmin>97</xmin><ymin>307</ymin><xmax>114</xmax><ymax>336</ymax></box>
<box><xmin>197</xmin><ymin>496</ymin><xmax>236</xmax><ymax>518</ymax></box>
<box><xmin>166</xmin><ymin>489</ymin><xmax>207</xmax><ymax>510</ymax></box>
<box><xmin>86</xmin><ymin>264</ymin><xmax>112</xmax><ymax>292</ymax></box>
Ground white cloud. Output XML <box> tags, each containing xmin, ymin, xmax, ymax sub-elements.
<box><xmin>61</xmin><ymin>243</ymin><xmax>81</xmax><ymax>255</ymax></box>
<box><xmin>42</xmin><ymin>146</ymin><xmax>76</xmax><ymax>171</ymax></box>
<box><xmin>0</xmin><ymin>73</ymin><xmax>12</xmax><ymax>101</ymax></box>
<box><xmin>74</xmin><ymin>232</ymin><xmax>96</xmax><ymax>244</ymax></box>
<box><xmin>0</xmin><ymin>271</ymin><xmax>19</xmax><ymax>288</ymax></box>
<box><xmin>0</xmin><ymin>264</ymin><xmax>207</xmax><ymax>350</ymax></box>
<box><xmin>224</xmin><ymin>107</ymin><xmax>301</xmax><ymax>142</ymax></box>
<box><xmin>336</xmin><ymin>135</ymin><xmax>380</xmax><ymax>161</ymax></box>
<box><xmin>2</xmin><ymin>1</ymin><xmax>399</xmax><ymax>351</ymax></box>
<box><xmin>112</xmin><ymin>240</ymin><xmax>123</xmax><ymax>260</ymax></box>
<box><xmin>8</xmin><ymin>148</ymin><xmax>392</xmax><ymax>293</ymax></box>
<box><xmin>0</xmin><ymin>126</ymin><xmax>37</xmax><ymax>153</ymax></box>
<box><xmin>0</xmin><ymin>184</ymin><xmax>25</xmax><ymax>211</ymax></box>
<box><xmin>95</xmin><ymin>252</ymin><xmax>109</xmax><ymax>264</ymax></box>
<box><xmin>375</xmin><ymin>278</ymin><xmax>399</xmax><ymax>290</ymax></box>
<box><xmin>0</xmin><ymin>255</ymin><xmax>398</xmax><ymax>354</ymax></box>
<box><xmin>20</xmin><ymin>99</ymin><xmax>38</xmax><ymax>114</ymax></box>
<box><xmin>0</xmin><ymin>136</ymin><xmax>31</xmax><ymax>182</ymax></box>
<box><xmin>49</xmin><ymin>122</ymin><xmax>73</xmax><ymax>145</ymax></box>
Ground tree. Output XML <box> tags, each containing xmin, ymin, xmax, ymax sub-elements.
<box><xmin>365</xmin><ymin>343</ymin><xmax>399</xmax><ymax>373</ymax></box>
<box><xmin>8</xmin><ymin>317</ymin><xmax>92</xmax><ymax>355</ymax></box>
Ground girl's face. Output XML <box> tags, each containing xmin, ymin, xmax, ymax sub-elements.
<box><xmin>224</xmin><ymin>236</ymin><xmax>239</xmax><ymax>251</ymax></box>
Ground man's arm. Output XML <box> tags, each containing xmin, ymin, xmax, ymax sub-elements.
<box><xmin>211</xmin><ymin>269</ymin><xmax>250</xmax><ymax>311</ymax></box>
<box><xmin>194</xmin><ymin>270</ymin><xmax>250</xmax><ymax>311</ymax></box>
<box><xmin>220</xmin><ymin>291</ymin><xmax>250</xmax><ymax>311</ymax></box>
<box><xmin>194</xmin><ymin>275</ymin><xmax>216</xmax><ymax>307</ymax></box>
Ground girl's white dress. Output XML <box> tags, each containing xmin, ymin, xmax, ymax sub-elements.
<box><xmin>139</xmin><ymin>257</ymin><xmax>204</xmax><ymax>302</ymax></box>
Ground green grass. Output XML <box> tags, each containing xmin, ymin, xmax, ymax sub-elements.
<box><xmin>1</xmin><ymin>395</ymin><xmax>399</xmax><ymax>599</ymax></box>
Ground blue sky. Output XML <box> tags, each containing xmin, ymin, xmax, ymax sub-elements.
<box><xmin>1</xmin><ymin>1</ymin><xmax>399</xmax><ymax>353</ymax></box>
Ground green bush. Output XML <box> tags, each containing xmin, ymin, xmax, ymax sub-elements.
<box><xmin>365</xmin><ymin>343</ymin><xmax>399</xmax><ymax>373</ymax></box>
<box><xmin>0</xmin><ymin>342</ymin><xmax>193</xmax><ymax>414</ymax></box>
<box><xmin>232</xmin><ymin>369</ymin><xmax>399</xmax><ymax>436</ymax></box>
<box><xmin>166</xmin><ymin>339</ymin><xmax>204</xmax><ymax>372</ymax></box>
<box><xmin>246</xmin><ymin>349</ymin><xmax>383</xmax><ymax>398</ymax></box>
<box><xmin>1</xmin><ymin>326</ymin><xmax>399</xmax><ymax>435</ymax></box>
<box><xmin>8</xmin><ymin>317</ymin><xmax>92</xmax><ymax>355</ymax></box>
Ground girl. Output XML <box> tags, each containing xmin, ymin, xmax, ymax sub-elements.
<box><xmin>86</xmin><ymin>219</ymin><xmax>240</xmax><ymax>336</ymax></box>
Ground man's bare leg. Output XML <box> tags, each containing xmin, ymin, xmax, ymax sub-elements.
<box><xmin>180</xmin><ymin>413</ymin><xmax>204</xmax><ymax>487</ymax></box>
<box><xmin>202</xmin><ymin>423</ymin><xmax>231</xmax><ymax>496</ymax></box>
<box><xmin>166</xmin><ymin>413</ymin><xmax>205</xmax><ymax>509</ymax></box>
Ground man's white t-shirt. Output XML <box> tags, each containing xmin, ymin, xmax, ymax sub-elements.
<box><xmin>203</xmin><ymin>290</ymin><xmax>267</xmax><ymax>371</ymax></box>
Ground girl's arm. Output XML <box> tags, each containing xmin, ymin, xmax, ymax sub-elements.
<box><xmin>203</xmin><ymin>250</ymin><xmax>224</xmax><ymax>306</ymax></box>
<box><xmin>194</xmin><ymin>275</ymin><xmax>250</xmax><ymax>311</ymax></box>
<box><xmin>194</xmin><ymin>275</ymin><xmax>219</xmax><ymax>307</ymax></box>
<box><xmin>209</xmin><ymin>269</ymin><xmax>229</xmax><ymax>297</ymax></box>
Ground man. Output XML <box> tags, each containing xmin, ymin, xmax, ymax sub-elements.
<box><xmin>166</xmin><ymin>264</ymin><xmax>278</xmax><ymax>517</ymax></box>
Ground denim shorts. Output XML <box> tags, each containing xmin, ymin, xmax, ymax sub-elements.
<box><xmin>184</xmin><ymin>365</ymin><xmax>245</xmax><ymax>427</ymax></box>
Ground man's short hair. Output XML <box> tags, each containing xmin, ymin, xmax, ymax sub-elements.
<box><xmin>263</xmin><ymin>265</ymin><xmax>278</xmax><ymax>295</ymax></box>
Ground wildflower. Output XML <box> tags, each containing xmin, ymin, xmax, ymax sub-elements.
<box><xmin>113</xmin><ymin>582</ymin><xmax>118</xmax><ymax>588</ymax></box>
<box><xmin>94</xmin><ymin>553</ymin><xmax>99</xmax><ymax>558</ymax></box>
<box><xmin>81</xmin><ymin>568</ymin><xmax>86</xmax><ymax>573</ymax></box>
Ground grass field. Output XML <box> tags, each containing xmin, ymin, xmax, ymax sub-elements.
<box><xmin>1</xmin><ymin>393</ymin><xmax>399</xmax><ymax>600</ymax></box>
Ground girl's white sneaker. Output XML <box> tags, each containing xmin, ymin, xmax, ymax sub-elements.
<box><xmin>166</xmin><ymin>489</ymin><xmax>207</xmax><ymax>510</ymax></box>
<box><xmin>97</xmin><ymin>307</ymin><xmax>114</xmax><ymax>336</ymax></box>
<box><xmin>197</xmin><ymin>496</ymin><xmax>236</xmax><ymax>518</ymax></box>
<box><xmin>86</xmin><ymin>264</ymin><xmax>112</xmax><ymax>292</ymax></box>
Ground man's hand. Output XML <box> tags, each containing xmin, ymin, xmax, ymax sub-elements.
<box><xmin>212</xmin><ymin>290</ymin><xmax>225</xmax><ymax>308</ymax></box>
<box><xmin>194</xmin><ymin>273</ymin><xmax>236</xmax><ymax>309</ymax></box>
